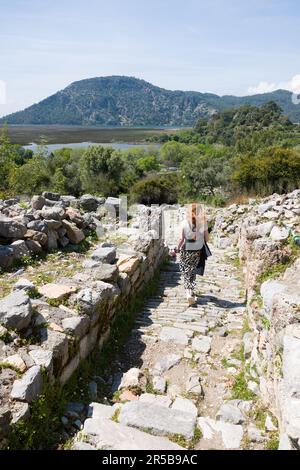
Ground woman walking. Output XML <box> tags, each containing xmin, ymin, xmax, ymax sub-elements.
<box><xmin>177</xmin><ymin>203</ymin><xmax>209</xmax><ymax>306</ymax></box>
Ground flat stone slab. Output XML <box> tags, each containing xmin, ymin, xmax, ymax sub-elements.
<box><xmin>171</xmin><ymin>397</ymin><xmax>198</xmax><ymax>418</ymax></box>
<box><xmin>159</xmin><ymin>327</ymin><xmax>189</xmax><ymax>346</ymax></box>
<box><xmin>153</xmin><ymin>376</ymin><xmax>167</xmax><ymax>393</ymax></box>
<box><xmin>216</xmin><ymin>403</ymin><xmax>245</xmax><ymax>424</ymax></box>
<box><xmin>38</xmin><ymin>283</ymin><xmax>77</xmax><ymax>300</ymax></box>
<box><xmin>28</xmin><ymin>348</ymin><xmax>53</xmax><ymax>371</ymax></box>
<box><xmin>117</xmin><ymin>256</ymin><xmax>140</xmax><ymax>274</ymax></box>
<box><xmin>192</xmin><ymin>335</ymin><xmax>212</xmax><ymax>354</ymax></box>
<box><xmin>151</xmin><ymin>354</ymin><xmax>181</xmax><ymax>376</ymax></box>
<box><xmin>186</xmin><ymin>374</ymin><xmax>203</xmax><ymax>395</ymax></box>
<box><xmin>91</xmin><ymin>246</ymin><xmax>116</xmax><ymax>264</ymax></box>
<box><xmin>10</xmin><ymin>366</ymin><xmax>43</xmax><ymax>403</ymax></box>
<box><xmin>139</xmin><ymin>393</ymin><xmax>172</xmax><ymax>408</ymax></box>
<box><xmin>61</xmin><ymin>316</ymin><xmax>90</xmax><ymax>338</ymax></box>
<box><xmin>1</xmin><ymin>354</ymin><xmax>27</xmax><ymax>373</ymax></box>
<box><xmin>87</xmin><ymin>402</ymin><xmax>121</xmax><ymax>419</ymax></box>
<box><xmin>13</xmin><ymin>278</ymin><xmax>35</xmax><ymax>292</ymax></box>
<box><xmin>198</xmin><ymin>417</ymin><xmax>243</xmax><ymax>449</ymax></box>
<box><xmin>119</xmin><ymin>368</ymin><xmax>141</xmax><ymax>390</ymax></box>
<box><xmin>0</xmin><ymin>290</ymin><xmax>32</xmax><ymax>331</ymax></box>
<box><xmin>83</xmin><ymin>417</ymin><xmax>183</xmax><ymax>450</ymax></box>
<box><xmin>119</xmin><ymin>401</ymin><xmax>196</xmax><ymax>440</ymax></box>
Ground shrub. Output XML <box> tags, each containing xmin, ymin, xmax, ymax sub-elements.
<box><xmin>233</xmin><ymin>146</ymin><xmax>300</xmax><ymax>195</ymax></box>
<box><xmin>131</xmin><ymin>173</ymin><xmax>179</xmax><ymax>205</ymax></box>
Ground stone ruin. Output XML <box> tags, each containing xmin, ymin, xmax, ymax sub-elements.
<box><xmin>213</xmin><ymin>189</ymin><xmax>300</xmax><ymax>449</ymax></box>
<box><xmin>0</xmin><ymin>193</ymin><xmax>167</xmax><ymax>447</ymax></box>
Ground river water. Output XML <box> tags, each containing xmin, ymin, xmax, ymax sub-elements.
<box><xmin>23</xmin><ymin>142</ymin><xmax>161</xmax><ymax>152</ymax></box>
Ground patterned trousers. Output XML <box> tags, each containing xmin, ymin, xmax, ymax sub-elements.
<box><xmin>179</xmin><ymin>249</ymin><xmax>203</xmax><ymax>291</ymax></box>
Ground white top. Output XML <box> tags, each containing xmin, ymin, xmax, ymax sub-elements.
<box><xmin>181</xmin><ymin>219</ymin><xmax>208</xmax><ymax>250</ymax></box>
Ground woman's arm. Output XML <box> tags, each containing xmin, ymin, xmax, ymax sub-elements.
<box><xmin>204</xmin><ymin>218</ymin><xmax>209</xmax><ymax>243</ymax></box>
<box><xmin>177</xmin><ymin>229</ymin><xmax>185</xmax><ymax>251</ymax></box>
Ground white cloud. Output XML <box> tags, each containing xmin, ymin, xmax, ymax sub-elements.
<box><xmin>248</xmin><ymin>81</ymin><xmax>278</xmax><ymax>94</ymax></box>
<box><xmin>290</xmin><ymin>75</ymin><xmax>300</xmax><ymax>95</ymax></box>
<box><xmin>247</xmin><ymin>74</ymin><xmax>300</xmax><ymax>96</ymax></box>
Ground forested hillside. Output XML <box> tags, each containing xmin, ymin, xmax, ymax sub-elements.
<box><xmin>1</xmin><ymin>76</ymin><xmax>300</xmax><ymax>126</ymax></box>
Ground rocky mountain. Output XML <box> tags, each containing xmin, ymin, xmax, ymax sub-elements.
<box><xmin>1</xmin><ymin>76</ymin><xmax>300</xmax><ymax>126</ymax></box>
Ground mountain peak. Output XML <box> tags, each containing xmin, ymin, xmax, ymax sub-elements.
<box><xmin>1</xmin><ymin>76</ymin><xmax>299</xmax><ymax>126</ymax></box>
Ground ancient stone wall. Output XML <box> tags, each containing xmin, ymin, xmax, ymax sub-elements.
<box><xmin>213</xmin><ymin>189</ymin><xmax>300</xmax><ymax>449</ymax></box>
<box><xmin>0</xmin><ymin>199</ymin><xmax>167</xmax><ymax>447</ymax></box>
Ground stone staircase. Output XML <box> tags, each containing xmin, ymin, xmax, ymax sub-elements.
<box><xmin>70</xmin><ymin>243</ymin><xmax>278</xmax><ymax>450</ymax></box>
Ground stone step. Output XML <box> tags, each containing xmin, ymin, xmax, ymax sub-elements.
<box><xmin>80</xmin><ymin>417</ymin><xmax>184</xmax><ymax>450</ymax></box>
<box><xmin>118</xmin><ymin>401</ymin><xmax>197</xmax><ymax>440</ymax></box>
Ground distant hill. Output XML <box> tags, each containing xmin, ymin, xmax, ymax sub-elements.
<box><xmin>1</xmin><ymin>76</ymin><xmax>299</xmax><ymax>126</ymax></box>
<box><xmin>193</xmin><ymin>101</ymin><xmax>299</xmax><ymax>148</ymax></box>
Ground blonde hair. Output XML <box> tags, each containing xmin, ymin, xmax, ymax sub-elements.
<box><xmin>186</xmin><ymin>203</ymin><xmax>206</xmax><ymax>229</ymax></box>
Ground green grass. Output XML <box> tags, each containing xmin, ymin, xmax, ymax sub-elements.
<box><xmin>257</xmin><ymin>263</ymin><xmax>290</xmax><ymax>285</ymax></box>
<box><xmin>169</xmin><ymin>428</ymin><xmax>202</xmax><ymax>449</ymax></box>
<box><xmin>261</xmin><ymin>316</ymin><xmax>271</xmax><ymax>330</ymax></box>
<box><xmin>250</xmin><ymin>294</ymin><xmax>263</xmax><ymax>308</ymax></box>
<box><xmin>232</xmin><ymin>345</ymin><xmax>245</xmax><ymax>363</ymax></box>
<box><xmin>27</xmin><ymin>287</ymin><xmax>41</xmax><ymax>299</ymax></box>
<box><xmin>221</xmin><ymin>358</ymin><xmax>237</xmax><ymax>369</ymax></box>
<box><xmin>46</xmin><ymin>297</ymin><xmax>69</xmax><ymax>308</ymax></box>
<box><xmin>265</xmin><ymin>432</ymin><xmax>279</xmax><ymax>450</ymax></box>
<box><xmin>231</xmin><ymin>370</ymin><xmax>257</xmax><ymax>401</ymax></box>
<box><xmin>8</xmin><ymin>375</ymin><xmax>68</xmax><ymax>450</ymax></box>
<box><xmin>242</xmin><ymin>317</ymin><xmax>251</xmax><ymax>335</ymax></box>
<box><xmin>19</xmin><ymin>201</ymin><xmax>31</xmax><ymax>209</ymax></box>
<box><xmin>110</xmin><ymin>408</ymin><xmax>121</xmax><ymax>423</ymax></box>
<box><xmin>250</xmin><ymin>406</ymin><xmax>268</xmax><ymax>430</ymax></box>
<box><xmin>231</xmin><ymin>256</ymin><xmax>241</xmax><ymax>268</ymax></box>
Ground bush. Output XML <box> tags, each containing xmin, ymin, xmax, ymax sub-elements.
<box><xmin>79</xmin><ymin>146</ymin><xmax>125</xmax><ymax>196</ymax></box>
<box><xmin>180</xmin><ymin>146</ymin><xmax>232</xmax><ymax>198</ymax></box>
<box><xmin>233</xmin><ymin>146</ymin><xmax>300</xmax><ymax>195</ymax></box>
<box><xmin>131</xmin><ymin>173</ymin><xmax>179</xmax><ymax>205</ymax></box>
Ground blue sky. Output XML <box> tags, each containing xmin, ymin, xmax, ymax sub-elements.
<box><xmin>1</xmin><ymin>0</ymin><xmax>300</xmax><ymax>117</ymax></box>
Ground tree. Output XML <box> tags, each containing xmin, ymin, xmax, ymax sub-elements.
<box><xmin>48</xmin><ymin>148</ymin><xmax>82</xmax><ymax>196</ymax></box>
<box><xmin>9</xmin><ymin>153</ymin><xmax>50</xmax><ymax>195</ymax></box>
<box><xmin>52</xmin><ymin>167</ymin><xmax>68</xmax><ymax>193</ymax></box>
<box><xmin>136</xmin><ymin>155</ymin><xmax>160</xmax><ymax>174</ymax></box>
<box><xmin>233</xmin><ymin>146</ymin><xmax>300</xmax><ymax>194</ymax></box>
<box><xmin>132</xmin><ymin>174</ymin><xmax>179</xmax><ymax>205</ymax></box>
<box><xmin>180</xmin><ymin>148</ymin><xmax>232</xmax><ymax>197</ymax></box>
<box><xmin>79</xmin><ymin>146</ymin><xmax>125</xmax><ymax>196</ymax></box>
<box><xmin>0</xmin><ymin>125</ymin><xmax>18</xmax><ymax>196</ymax></box>
<box><xmin>160</xmin><ymin>141</ymin><xmax>191</xmax><ymax>166</ymax></box>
